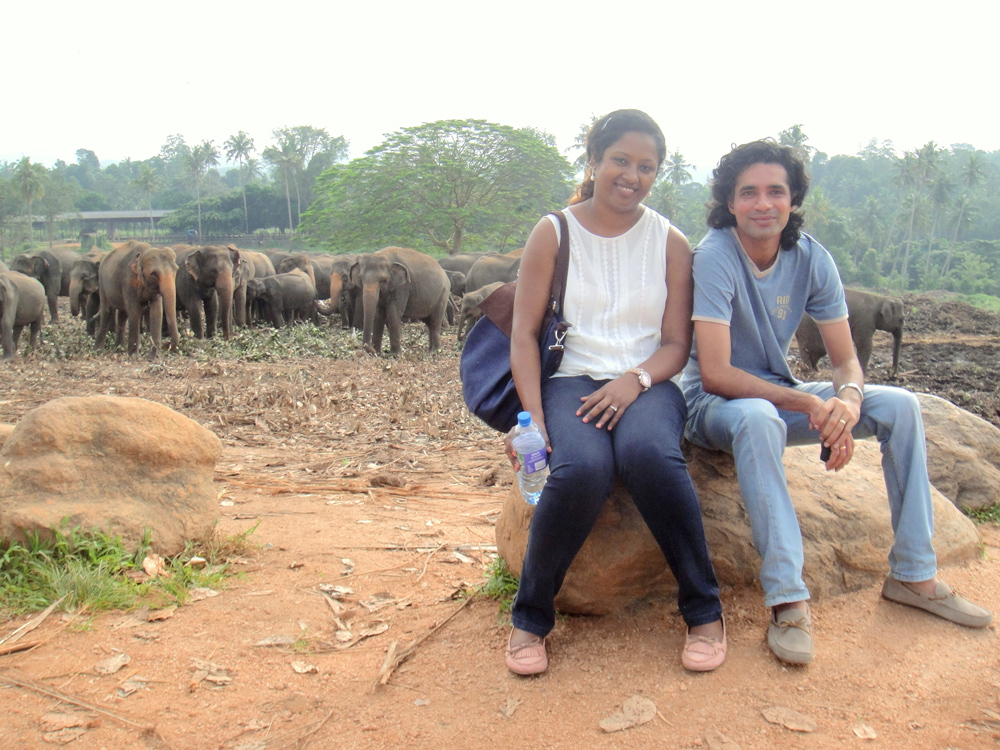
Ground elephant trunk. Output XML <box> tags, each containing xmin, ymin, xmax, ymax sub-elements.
<box><xmin>160</xmin><ymin>275</ymin><xmax>180</xmax><ymax>351</ymax></box>
<box><xmin>216</xmin><ymin>274</ymin><xmax>235</xmax><ymax>340</ymax></box>
<box><xmin>362</xmin><ymin>284</ymin><xmax>379</xmax><ymax>354</ymax></box>
<box><xmin>69</xmin><ymin>277</ymin><xmax>83</xmax><ymax>317</ymax></box>
<box><xmin>315</xmin><ymin>298</ymin><xmax>337</xmax><ymax>316</ymax></box>
<box><xmin>891</xmin><ymin>327</ymin><xmax>902</xmax><ymax>377</ymax></box>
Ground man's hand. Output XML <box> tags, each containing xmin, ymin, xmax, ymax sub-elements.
<box><xmin>812</xmin><ymin>395</ymin><xmax>861</xmax><ymax>471</ymax></box>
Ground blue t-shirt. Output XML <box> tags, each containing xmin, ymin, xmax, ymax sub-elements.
<box><xmin>680</xmin><ymin>227</ymin><xmax>847</xmax><ymax>405</ymax></box>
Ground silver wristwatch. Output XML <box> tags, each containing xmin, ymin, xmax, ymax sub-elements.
<box><xmin>837</xmin><ymin>382</ymin><xmax>865</xmax><ymax>403</ymax></box>
<box><xmin>626</xmin><ymin>367</ymin><xmax>651</xmax><ymax>393</ymax></box>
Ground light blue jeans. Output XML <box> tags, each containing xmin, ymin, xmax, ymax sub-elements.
<box><xmin>684</xmin><ymin>382</ymin><xmax>937</xmax><ymax>607</ymax></box>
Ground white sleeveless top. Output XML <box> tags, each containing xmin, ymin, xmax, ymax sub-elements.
<box><xmin>545</xmin><ymin>206</ymin><xmax>670</xmax><ymax>380</ymax></box>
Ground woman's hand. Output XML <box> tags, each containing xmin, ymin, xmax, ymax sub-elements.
<box><xmin>577</xmin><ymin>377</ymin><xmax>642</xmax><ymax>430</ymax></box>
<box><xmin>503</xmin><ymin>417</ymin><xmax>551</xmax><ymax>470</ymax></box>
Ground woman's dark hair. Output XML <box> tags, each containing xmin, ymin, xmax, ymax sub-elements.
<box><xmin>569</xmin><ymin>109</ymin><xmax>667</xmax><ymax>205</ymax></box>
<box><xmin>706</xmin><ymin>139</ymin><xmax>810</xmax><ymax>250</ymax></box>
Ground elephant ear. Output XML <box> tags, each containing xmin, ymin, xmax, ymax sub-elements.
<box><xmin>185</xmin><ymin>251</ymin><xmax>202</xmax><ymax>281</ymax></box>
<box><xmin>228</xmin><ymin>245</ymin><xmax>241</xmax><ymax>268</ymax></box>
<box><xmin>349</xmin><ymin>261</ymin><xmax>361</xmax><ymax>286</ymax></box>
<box><xmin>391</xmin><ymin>261</ymin><xmax>411</xmax><ymax>288</ymax></box>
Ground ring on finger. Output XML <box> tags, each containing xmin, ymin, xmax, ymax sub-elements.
<box><xmin>609</xmin><ymin>405</ymin><xmax>618</xmax><ymax>412</ymax></box>
<box><xmin>838</xmin><ymin>419</ymin><xmax>847</xmax><ymax>425</ymax></box>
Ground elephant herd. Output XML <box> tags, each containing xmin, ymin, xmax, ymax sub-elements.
<box><xmin>0</xmin><ymin>243</ymin><xmax>904</xmax><ymax>369</ymax></box>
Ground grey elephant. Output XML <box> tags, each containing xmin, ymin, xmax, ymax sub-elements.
<box><xmin>314</xmin><ymin>253</ymin><xmax>360</xmax><ymax>329</ymax></box>
<box><xmin>352</xmin><ymin>247</ymin><xmax>450</xmax><ymax>355</ymax></box>
<box><xmin>795</xmin><ymin>288</ymin><xmax>904</xmax><ymax>376</ymax></box>
<box><xmin>174</xmin><ymin>245</ymin><xmax>238</xmax><ymax>340</ymax></box>
<box><xmin>464</xmin><ymin>254</ymin><xmax>521</xmax><ymax>293</ymax></box>
<box><xmin>456</xmin><ymin>281</ymin><xmax>503</xmax><ymax>341</ymax></box>
<box><xmin>69</xmin><ymin>249</ymin><xmax>106</xmax><ymax>335</ymax></box>
<box><xmin>228</xmin><ymin>246</ymin><xmax>276</xmax><ymax>326</ymax></box>
<box><xmin>95</xmin><ymin>241</ymin><xmax>180</xmax><ymax>357</ymax></box>
<box><xmin>437</xmin><ymin>252</ymin><xmax>490</xmax><ymax>279</ymax></box>
<box><xmin>0</xmin><ymin>271</ymin><xmax>46</xmax><ymax>359</ymax></box>
<box><xmin>10</xmin><ymin>251</ymin><xmax>63</xmax><ymax>323</ymax></box>
<box><xmin>246</xmin><ymin>269</ymin><xmax>317</xmax><ymax>328</ymax></box>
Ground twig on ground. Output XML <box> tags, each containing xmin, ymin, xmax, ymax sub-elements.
<box><xmin>373</xmin><ymin>586</ymin><xmax>482</xmax><ymax>690</ymax></box>
<box><xmin>293</xmin><ymin>707</ymin><xmax>337</xmax><ymax>749</ymax></box>
<box><xmin>0</xmin><ymin>672</ymin><xmax>172</xmax><ymax>747</ymax></box>
<box><xmin>0</xmin><ymin>595</ymin><xmax>67</xmax><ymax>646</ymax></box>
<box><xmin>416</xmin><ymin>543</ymin><xmax>447</xmax><ymax>582</ymax></box>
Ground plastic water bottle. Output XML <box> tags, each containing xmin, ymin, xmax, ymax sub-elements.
<box><xmin>512</xmin><ymin>411</ymin><xmax>549</xmax><ymax>505</ymax></box>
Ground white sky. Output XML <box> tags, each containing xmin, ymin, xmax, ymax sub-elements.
<box><xmin>3</xmin><ymin>0</ymin><xmax>997</xmax><ymax>182</ymax></box>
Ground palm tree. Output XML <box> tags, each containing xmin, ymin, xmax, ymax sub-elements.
<box><xmin>778</xmin><ymin>124</ymin><xmax>815</xmax><ymax>164</ymax></box>
<box><xmin>133</xmin><ymin>164</ymin><xmax>162</xmax><ymax>236</ymax></box>
<box><xmin>224</xmin><ymin>131</ymin><xmax>255</xmax><ymax>233</ymax></box>
<box><xmin>184</xmin><ymin>141</ymin><xmax>219</xmax><ymax>240</ymax></box>
<box><xmin>15</xmin><ymin>157</ymin><xmax>46</xmax><ymax>244</ymax></box>
<box><xmin>941</xmin><ymin>151</ymin><xmax>987</xmax><ymax>276</ymax></box>
<box><xmin>664</xmin><ymin>150</ymin><xmax>692</xmax><ymax>186</ymax></box>
<box><xmin>264</xmin><ymin>134</ymin><xmax>301</xmax><ymax>232</ymax></box>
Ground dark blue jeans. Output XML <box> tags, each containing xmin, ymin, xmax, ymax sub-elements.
<box><xmin>511</xmin><ymin>375</ymin><xmax>722</xmax><ymax>638</ymax></box>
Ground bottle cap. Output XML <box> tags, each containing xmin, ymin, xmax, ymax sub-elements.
<box><xmin>517</xmin><ymin>411</ymin><xmax>531</xmax><ymax>427</ymax></box>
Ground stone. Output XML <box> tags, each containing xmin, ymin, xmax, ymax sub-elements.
<box><xmin>917</xmin><ymin>393</ymin><xmax>1000</xmax><ymax>510</ymax></box>
<box><xmin>0</xmin><ymin>424</ymin><xmax>13</xmax><ymax>449</ymax></box>
<box><xmin>0</xmin><ymin>396</ymin><xmax>222</xmax><ymax>555</ymax></box>
<box><xmin>496</xmin><ymin>440</ymin><xmax>981</xmax><ymax>615</ymax></box>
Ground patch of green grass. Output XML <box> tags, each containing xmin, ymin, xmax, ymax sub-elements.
<box><xmin>0</xmin><ymin>522</ymin><xmax>257</xmax><ymax>615</ymax></box>
<box><xmin>482</xmin><ymin>557</ymin><xmax>519</xmax><ymax>616</ymax></box>
<box><xmin>966</xmin><ymin>504</ymin><xmax>1000</xmax><ymax>525</ymax></box>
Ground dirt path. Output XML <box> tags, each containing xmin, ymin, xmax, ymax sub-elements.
<box><xmin>0</xmin><ymin>296</ymin><xmax>998</xmax><ymax>749</ymax></box>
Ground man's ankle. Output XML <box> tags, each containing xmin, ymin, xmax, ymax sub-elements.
<box><xmin>773</xmin><ymin>600</ymin><xmax>808</xmax><ymax>615</ymax></box>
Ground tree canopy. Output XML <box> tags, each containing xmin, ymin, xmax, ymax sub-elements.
<box><xmin>300</xmin><ymin>119</ymin><xmax>573</xmax><ymax>254</ymax></box>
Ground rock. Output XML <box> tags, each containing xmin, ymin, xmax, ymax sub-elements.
<box><xmin>496</xmin><ymin>441</ymin><xmax>981</xmax><ymax>615</ymax></box>
<box><xmin>0</xmin><ymin>396</ymin><xmax>222</xmax><ymax>555</ymax></box>
<box><xmin>0</xmin><ymin>424</ymin><xmax>13</xmax><ymax>449</ymax></box>
<box><xmin>917</xmin><ymin>392</ymin><xmax>1000</xmax><ymax>510</ymax></box>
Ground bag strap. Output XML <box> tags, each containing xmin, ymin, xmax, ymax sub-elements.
<box><xmin>548</xmin><ymin>210</ymin><xmax>570</xmax><ymax>315</ymax></box>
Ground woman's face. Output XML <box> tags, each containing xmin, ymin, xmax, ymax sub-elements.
<box><xmin>590</xmin><ymin>132</ymin><xmax>660</xmax><ymax>212</ymax></box>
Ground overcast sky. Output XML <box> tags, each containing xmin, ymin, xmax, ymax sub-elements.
<box><xmin>4</xmin><ymin>1</ymin><xmax>996</xmax><ymax>181</ymax></box>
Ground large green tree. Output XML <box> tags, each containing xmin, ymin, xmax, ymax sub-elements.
<box><xmin>132</xmin><ymin>164</ymin><xmax>163</xmax><ymax>234</ymax></box>
<box><xmin>224</xmin><ymin>130</ymin><xmax>255</xmax><ymax>233</ymax></box>
<box><xmin>301</xmin><ymin>119</ymin><xmax>573</xmax><ymax>254</ymax></box>
<box><xmin>15</xmin><ymin>157</ymin><xmax>47</xmax><ymax>244</ymax></box>
<box><xmin>183</xmin><ymin>141</ymin><xmax>220</xmax><ymax>240</ymax></box>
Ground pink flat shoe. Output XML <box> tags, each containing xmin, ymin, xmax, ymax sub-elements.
<box><xmin>505</xmin><ymin>630</ymin><xmax>548</xmax><ymax>675</ymax></box>
<box><xmin>681</xmin><ymin>618</ymin><xmax>727</xmax><ymax>672</ymax></box>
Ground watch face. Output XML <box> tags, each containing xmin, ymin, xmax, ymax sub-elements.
<box><xmin>639</xmin><ymin>370</ymin><xmax>651</xmax><ymax>388</ymax></box>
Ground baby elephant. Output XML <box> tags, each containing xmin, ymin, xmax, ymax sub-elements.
<box><xmin>456</xmin><ymin>281</ymin><xmax>504</xmax><ymax>341</ymax></box>
<box><xmin>795</xmin><ymin>288</ymin><xmax>904</xmax><ymax>376</ymax></box>
<box><xmin>0</xmin><ymin>271</ymin><xmax>47</xmax><ymax>359</ymax></box>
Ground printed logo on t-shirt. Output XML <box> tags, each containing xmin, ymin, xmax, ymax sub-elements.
<box><xmin>771</xmin><ymin>294</ymin><xmax>793</xmax><ymax>321</ymax></box>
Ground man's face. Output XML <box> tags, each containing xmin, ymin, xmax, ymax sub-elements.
<box><xmin>727</xmin><ymin>162</ymin><xmax>795</xmax><ymax>248</ymax></box>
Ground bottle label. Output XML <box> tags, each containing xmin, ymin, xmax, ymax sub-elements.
<box><xmin>519</xmin><ymin>448</ymin><xmax>547</xmax><ymax>475</ymax></box>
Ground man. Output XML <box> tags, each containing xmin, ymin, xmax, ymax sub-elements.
<box><xmin>680</xmin><ymin>139</ymin><xmax>991</xmax><ymax>665</ymax></box>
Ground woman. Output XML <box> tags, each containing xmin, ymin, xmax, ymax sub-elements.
<box><xmin>504</xmin><ymin>109</ymin><xmax>725</xmax><ymax>675</ymax></box>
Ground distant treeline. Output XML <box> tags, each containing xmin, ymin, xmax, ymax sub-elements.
<box><xmin>2</xmin><ymin>122</ymin><xmax>998</xmax><ymax>296</ymax></box>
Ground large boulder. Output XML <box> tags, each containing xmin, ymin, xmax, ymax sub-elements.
<box><xmin>496</xmin><ymin>440</ymin><xmax>982</xmax><ymax>615</ymax></box>
<box><xmin>0</xmin><ymin>396</ymin><xmax>222</xmax><ymax>555</ymax></box>
<box><xmin>917</xmin><ymin>393</ymin><xmax>1000</xmax><ymax>510</ymax></box>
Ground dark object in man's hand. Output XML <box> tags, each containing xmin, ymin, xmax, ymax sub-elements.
<box><xmin>820</xmin><ymin>445</ymin><xmax>832</xmax><ymax>462</ymax></box>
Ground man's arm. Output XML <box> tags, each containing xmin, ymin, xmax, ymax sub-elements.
<box><xmin>695</xmin><ymin>320</ymin><xmax>821</xmax><ymax>413</ymax></box>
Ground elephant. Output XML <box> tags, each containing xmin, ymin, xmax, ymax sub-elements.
<box><xmin>795</xmin><ymin>288</ymin><xmax>904</xmax><ymax>376</ymax></box>
<box><xmin>352</xmin><ymin>247</ymin><xmax>450</xmax><ymax>355</ymax></box>
<box><xmin>261</xmin><ymin>250</ymin><xmax>293</xmax><ymax>271</ymax></box>
<box><xmin>174</xmin><ymin>245</ymin><xmax>238</xmax><ymax>340</ymax></box>
<box><xmin>0</xmin><ymin>271</ymin><xmax>46</xmax><ymax>359</ymax></box>
<box><xmin>68</xmin><ymin>249</ymin><xmax>106</xmax><ymax>336</ymax></box>
<box><xmin>437</xmin><ymin>252</ymin><xmax>491</xmax><ymax>279</ymax></box>
<box><xmin>464</xmin><ymin>254</ymin><xmax>521</xmax><ymax>293</ymax></box>
<box><xmin>10</xmin><ymin>251</ymin><xmax>63</xmax><ymax>323</ymax></box>
<box><xmin>95</xmin><ymin>241</ymin><xmax>179</xmax><ymax>357</ymax></box>
<box><xmin>246</xmin><ymin>269</ymin><xmax>318</xmax><ymax>328</ymax></box>
<box><xmin>314</xmin><ymin>253</ymin><xmax>360</xmax><ymax>329</ymax></box>
<box><xmin>456</xmin><ymin>281</ymin><xmax>504</xmax><ymax>341</ymax></box>
<box><xmin>442</xmin><ymin>270</ymin><xmax>467</xmax><ymax>326</ymax></box>
<box><xmin>48</xmin><ymin>247</ymin><xmax>82</xmax><ymax>297</ymax></box>
<box><xmin>228</xmin><ymin>246</ymin><xmax>276</xmax><ymax>326</ymax></box>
